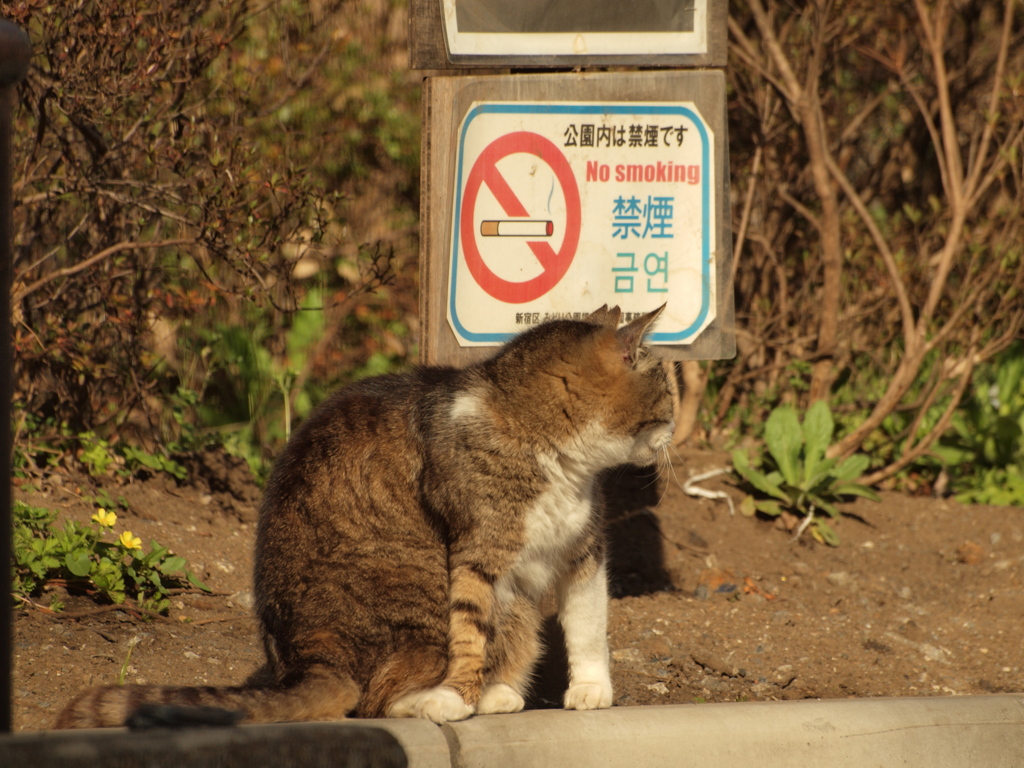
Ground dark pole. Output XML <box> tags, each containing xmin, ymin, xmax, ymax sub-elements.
<box><xmin>0</xmin><ymin>19</ymin><xmax>32</xmax><ymax>734</ymax></box>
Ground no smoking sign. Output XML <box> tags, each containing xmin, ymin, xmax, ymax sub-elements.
<box><xmin>460</xmin><ymin>131</ymin><xmax>580</xmax><ymax>304</ymax></box>
<box><xmin>448</xmin><ymin>102</ymin><xmax>716</xmax><ymax>346</ymax></box>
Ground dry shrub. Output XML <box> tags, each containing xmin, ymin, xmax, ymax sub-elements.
<box><xmin>715</xmin><ymin>0</ymin><xmax>1024</xmax><ymax>480</ymax></box>
<box><xmin>5</xmin><ymin>0</ymin><xmax>420</xmax><ymax>454</ymax></box>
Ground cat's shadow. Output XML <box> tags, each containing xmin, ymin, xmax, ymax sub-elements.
<box><xmin>527</xmin><ymin>463</ymin><xmax>672</xmax><ymax>709</ymax></box>
<box><xmin>602</xmin><ymin>463</ymin><xmax>674</xmax><ymax>597</ymax></box>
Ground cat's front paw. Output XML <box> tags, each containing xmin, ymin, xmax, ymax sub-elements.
<box><xmin>419</xmin><ymin>686</ymin><xmax>475</xmax><ymax>724</ymax></box>
<box><xmin>476</xmin><ymin>683</ymin><xmax>525</xmax><ymax>715</ymax></box>
<box><xmin>563</xmin><ymin>680</ymin><xmax>613</xmax><ymax>710</ymax></box>
<box><xmin>388</xmin><ymin>686</ymin><xmax>475</xmax><ymax>724</ymax></box>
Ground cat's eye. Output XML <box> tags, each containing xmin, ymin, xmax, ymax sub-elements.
<box><xmin>636</xmin><ymin>419</ymin><xmax>670</xmax><ymax>432</ymax></box>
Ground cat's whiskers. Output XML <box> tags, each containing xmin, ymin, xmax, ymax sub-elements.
<box><xmin>667</xmin><ymin>439</ymin><xmax>686</xmax><ymax>464</ymax></box>
<box><xmin>637</xmin><ymin>446</ymin><xmax>674</xmax><ymax>509</ymax></box>
<box><xmin>660</xmin><ymin>444</ymin><xmax>688</xmax><ymax>491</ymax></box>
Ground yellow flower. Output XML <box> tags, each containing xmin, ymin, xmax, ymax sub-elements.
<box><xmin>91</xmin><ymin>508</ymin><xmax>117</xmax><ymax>528</ymax></box>
<box><xmin>118</xmin><ymin>530</ymin><xmax>142</xmax><ymax>551</ymax></box>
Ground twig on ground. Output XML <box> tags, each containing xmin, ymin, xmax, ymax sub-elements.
<box><xmin>14</xmin><ymin>595</ymin><xmax>176</xmax><ymax>623</ymax></box>
<box><xmin>792</xmin><ymin>506</ymin><xmax>816</xmax><ymax>543</ymax></box>
<box><xmin>683</xmin><ymin>468</ymin><xmax>736</xmax><ymax>516</ymax></box>
<box><xmin>188</xmin><ymin>615</ymin><xmax>256</xmax><ymax>627</ymax></box>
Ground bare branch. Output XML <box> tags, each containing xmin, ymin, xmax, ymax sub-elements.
<box><xmin>14</xmin><ymin>239</ymin><xmax>192</xmax><ymax>302</ymax></box>
<box><xmin>821</xmin><ymin>153</ymin><xmax>915</xmax><ymax>351</ymax></box>
<box><xmin>731</xmin><ymin>146</ymin><xmax>763</xmax><ymax>287</ymax></box>
<box><xmin>913</xmin><ymin>0</ymin><xmax>964</xmax><ymax>209</ymax></box>
<box><xmin>746</xmin><ymin>0</ymin><xmax>807</xmax><ymax>109</ymax></box>
<box><xmin>728</xmin><ymin>16</ymin><xmax>795</xmax><ymax>103</ymax></box>
<box><xmin>777</xmin><ymin>185</ymin><xmax>821</xmax><ymax>232</ymax></box>
<box><xmin>965</xmin><ymin>0</ymin><xmax>1015</xmax><ymax>205</ymax></box>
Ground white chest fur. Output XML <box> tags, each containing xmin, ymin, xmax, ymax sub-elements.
<box><xmin>498</xmin><ymin>451</ymin><xmax>601</xmax><ymax>602</ymax></box>
<box><xmin>448</xmin><ymin>394</ymin><xmax>623</xmax><ymax>603</ymax></box>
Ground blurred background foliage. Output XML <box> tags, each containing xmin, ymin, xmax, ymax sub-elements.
<box><xmin>5</xmin><ymin>0</ymin><xmax>420</xmax><ymax>479</ymax></box>
<box><xmin>3</xmin><ymin>0</ymin><xmax>1023</xmax><ymax>500</ymax></box>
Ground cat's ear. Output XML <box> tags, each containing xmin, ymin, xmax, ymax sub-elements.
<box><xmin>615</xmin><ymin>304</ymin><xmax>665</xmax><ymax>365</ymax></box>
<box><xmin>587</xmin><ymin>304</ymin><xmax>622</xmax><ymax>328</ymax></box>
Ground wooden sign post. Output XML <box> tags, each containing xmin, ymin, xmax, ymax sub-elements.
<box><xmin>411</xmin><ymin>0</ymin><xmax>733</xmax><ymax>366</ymax></box>
<box><xmin>1</xmin><ymin>19</ymin><xmax>32</xmax><ymax>734</ymax></box>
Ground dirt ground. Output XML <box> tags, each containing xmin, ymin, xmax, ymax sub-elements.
<box><xmin>11</xmin><ymin>447</ymin><xmax>1024</xmax><ymax>730</ymax></box>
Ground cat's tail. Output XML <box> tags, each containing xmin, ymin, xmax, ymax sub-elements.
<box><xmin>55</xmin><ymin>672</ymin><xmax>360</xmax><ymax>729</ymax></box>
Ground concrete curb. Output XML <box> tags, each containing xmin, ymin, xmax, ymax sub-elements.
<box><xmin>3</xmin><ymin>695</ymin><xmax>1023</xmax><ymax>768</ymax></box>
<box><xmin>437</xmin><ymin>694</ymin><xmax>1024</xmax><ymax>768</ymax></box>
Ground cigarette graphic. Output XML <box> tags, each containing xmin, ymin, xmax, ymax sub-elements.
<box><xmin>480</xmin><ymin>220</ymin><xmax>554</xmax><ymax>237</ymax></box>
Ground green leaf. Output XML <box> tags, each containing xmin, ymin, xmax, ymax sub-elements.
<box><xmin>833</xmin><ymin>483</ymin><xmax>881</xmax><ymax>502</ymax></box>
<box><xmin>930</xmin><ymin>443</ymin><xmax>970</xmax><ymax>466</ymax></box>
<box><xmin>160</xmin><ymin>556</ymin><xmax>187</xmax><ymax>574</ymax></box>
<box><xmin>122</xmin><ymin>445</ymin><xmax>160</xmax><ymax>470</ymax></box>
<box><xmin>64</xmin><ymin>551</ymin><xmax>93</xmax><ymax>578</ymax></box>
<box><xmin>764</xmin><ymin>406</ymin><xmax>802</xmax><ymax>486</ymax></box>
<box><xmin>812</xmin><ymin>518</ymin><xmax>840</xmax><ymax>546</ymax></box>
<box><xmin>124</xmin><ymin>565</ymin><xmax>140</xmax><ymax>585</ymax></box>
<box><xmin>732</xmin><ymin>450</ymin><xmax>789</xmax><ymax>502</ymax></box>
<box><xmin>142</xmin><ymin>596</ymin><xmax>170</xmax><ymax>614</ymax></box>
<box><xmin>802</xmin><ymin>401</ymin><xmax>834</xmax><ymax>484</ymax></box>
<box><xmin>739</xmin><ymin>495</ymin><xmax>757</xmax><ymax>517</ymax></box>
<box><xmin>163</xmin><ymin>458</ymin><xmax>188</xmax><ymax>481</ymax></box>
<box><xmin>121</xmin><ymin>446</ymin><xmax>187</xmax><ymax>480</ymax></box>
<box><xmin>804</xmin><ymin>457</ymin><xmax>839</xmax><ymax>492</ymax></box>
<box><xmin>996</xmin><ymin>348</ymin><xmax>1024</xmax><ymax>406</ymax></box>
<box><xmin>186</xmin><ymin>571</ymin><xmax>210</xmax><ymax>592</ymax></box>
<box><xmin>754</xmin><ymin>499</ymin><xmax>786</xmax><ymax>517</ymax></box>
<box><xmin>287</xmin><ymin>288</ymin><xmax>327</xmax><ymax>370</ymax></box>
<box><xmin>985</xmin><ymin>417</ymin><xmax>1022</xmax><ymax>465</ymax></box>
<box><xmin>807</xmin><ymin>494</ymin><xmax>840</xmax><ymax>519</ymax></box>
<box><xmin>833</xmin><ymin>453</ymin><xmax>870</xmax><ymax>482</ymax></box>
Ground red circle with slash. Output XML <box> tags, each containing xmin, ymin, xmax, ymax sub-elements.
<box><xmin>460</xmin><ymin>131</ymin><xmax>581</xmax><ymax>303</ymax></box>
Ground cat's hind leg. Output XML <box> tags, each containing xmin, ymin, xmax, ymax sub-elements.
<box><xmin>387</xmin><ymin>685</ymin><xmax>475</xmax><ymax>724</ymax></box>
<box><xmin>366</xmin><ymin>645</ymin><xmax>473</xmax><ymax>724</ymax></box>
<box><xmin>476</xmin><ymin>684</ymin><xmax>524</xmax><ymax>715</ymax></box>
<box><xmin>440</xmin><ymin>545</ymin><xmax>511</xmax><ymax>708</ymax></box>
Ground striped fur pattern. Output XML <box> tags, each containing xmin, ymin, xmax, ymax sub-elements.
<box><xmin>56</xmin><ymin>305</ymin><xmax>674</xmax><ymax>728</ymax></box>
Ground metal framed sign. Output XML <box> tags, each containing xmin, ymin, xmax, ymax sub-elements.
<box><xmin>419</xmin><ymin>71</ymin><xmax>733</xmax><ymax>365</ymax></box>
<box><xmin>447</xmin><ymin>102</ymin><xmax>715</xmax><ymax>347</ymax></box>
<box><xmin>408</xmin><ymin>0</ymin><xmax>727</xmax><ymax>69</ymax></box>
<box><xmin>441</xmin><ymin>0</ymin><xmax>707</xmax><ymax>57</ymax></box>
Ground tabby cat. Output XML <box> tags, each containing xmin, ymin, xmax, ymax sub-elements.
<box><xmin>57</xmin><ymin>304</ymin><xmax>674</xmax><ymax>728</ymax></box>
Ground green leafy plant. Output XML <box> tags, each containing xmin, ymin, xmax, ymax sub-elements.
<box><xmin>120</xmin><ymin>445</ymin><xmax>188</xmax><ymax>481</ymax></box>
<box><xmin>77</xmin><ymin>432</ymin><xmax>116</xmax><ymax>477</ymax></box>
<box><xmin>193</xmin><ymin>286</ymin><xmax>336</xmax><ymax>479</ymax></box>
<box><xmin>87</xmin><ymin>488</ymin><xmax>129</xmax><ymax>512</ymax></box>
<box><xmin>12</xmin><ymin>501</ymin><xmax>209</xmax><ymax>614</ymax></box>
<box><xmin>732</xmin><ymin>401</ymin><xmax>880</xmax><ymax>545</ymax></box>
<box><xmin>75</xmin><ymin>432</ymin><xmax>187</xmax><ymax>482</ymax></box>
<box><xmin>934</xmin><ymin>342</ymin><xmax>1024</xmax><ymax>505</ymax></box>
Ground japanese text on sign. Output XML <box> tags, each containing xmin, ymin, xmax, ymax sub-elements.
<box><xmin>564</xmin><ymin>123</ymin><xmax>689</xmax><ymax>148</ymax></box>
